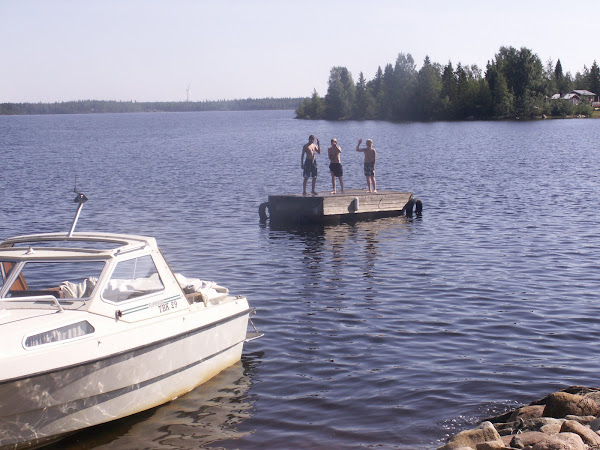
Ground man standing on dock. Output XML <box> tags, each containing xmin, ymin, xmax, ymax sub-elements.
<box><xmin>328</xmin><ymin>138</ymin><xmax>344</xmax><ymax>194</ymax></box>
<box><xmin>356</xmin><ymin>138</ymin><xmax>377</xmax><ymax>193</ymax></box>
<box><xmin>301</xmin><ymin>134</ymin><xmax>321</xmax><ymax>195</ymax></box>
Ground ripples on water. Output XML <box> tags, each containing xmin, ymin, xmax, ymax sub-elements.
<box><xmin>2</xmin><ymin>111</ymin><xmax>600</xmax><ymax>448</ymax></box>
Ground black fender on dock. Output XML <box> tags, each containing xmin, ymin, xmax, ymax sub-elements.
<box><xmin>404</xmin><ymin>198</ymin><xmax>415</xmax><ymax>217</ymax></box>
<box><xmin>414</xmin><ymin>199</ymin><xmax>423</xmax><ymax>215</ymax></box>
<box><xmin>258</xmin><ymin>202</ymin><xmax>270</xmax><ymax>222</ymax></box>
<box><xmin>404</xmin><ymin>198</ymin><xmax>423</xmax><ymax>217</ymax></box>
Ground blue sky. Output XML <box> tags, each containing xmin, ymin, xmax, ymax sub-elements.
<box><xmin>1</xmin><ymin>0</ymin><xmax>598</xmax><ymax>103</ymax></box>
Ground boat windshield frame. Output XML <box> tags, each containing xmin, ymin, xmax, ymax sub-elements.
<box><xmin>0</xmin><ymin>232</ymin><xmax>162</xmax><ymax>310</ymax></box>
<box><xmin>0</xmin><ymin>258</ymin><xmax>107</xmax><ymax>307</ymax></box>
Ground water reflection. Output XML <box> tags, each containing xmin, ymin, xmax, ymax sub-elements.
<box><xmin>363</xmin><ymin>228</ymin><xmax>378</xmax><ymax>280</ymax></box>
<box><xmin>264</xmin><ymin>216</ymin><xmax>414</xmax><ymax>284</ymax></box>
<box><xmin>49</xmin><ymin>353</ymin><xmax>262</xmax><ymax>449</ymax></box>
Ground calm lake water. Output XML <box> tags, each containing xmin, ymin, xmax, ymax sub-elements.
<box><xmin>2</xmin><ymin>110</ymin><xmax>600</xmax><ymax>449</ymax></box>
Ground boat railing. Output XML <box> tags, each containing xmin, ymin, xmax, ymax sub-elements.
<box><xmin>245</xmin><ymin>309</ymin><xmax>263</xmax><ymax>342</ymax></box>
<box><xmin>0</xmin><ymin>295</ymin><xmax>72</xmax><ymax>312</ymax></box>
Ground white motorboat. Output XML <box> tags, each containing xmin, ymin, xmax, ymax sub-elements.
<box><xmin>0</xmin><ymin>194</ymin><xmax>261</xmax><ymax>448</ymax></box>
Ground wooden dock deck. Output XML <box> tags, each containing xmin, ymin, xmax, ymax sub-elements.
<box><xmin>259</xmin><ymin>189</ymin><xmax>421</xmax><ymax>224</ymax></box>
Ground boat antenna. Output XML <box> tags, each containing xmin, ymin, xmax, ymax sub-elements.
<box><xmin>68</xmin><ymin>192</ymin><xmax>88</xmax><ymax>237</ymax></box>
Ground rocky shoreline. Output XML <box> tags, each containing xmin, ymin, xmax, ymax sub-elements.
<box><xmin>438</xmin><ymin>386</ymin><xmax>600</xmax><ymax>450</ymax></box>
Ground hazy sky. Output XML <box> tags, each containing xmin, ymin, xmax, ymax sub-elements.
<box><xmin>1</xmin><ymin>0</ymin><xmax>599</xmax><ymax>103</ymax></box>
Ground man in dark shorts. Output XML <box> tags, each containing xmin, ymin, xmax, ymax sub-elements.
<box><xmin>301</xmin><ymin>135</ymin><xmax>321</xmax><ymax>195</ymax></box>
<box><xmin>328</xmin><ymin>138</ymin><xmax>344</xmax><ymax>194</ymax></box>
<box><xmin>356</xmin><ymin>138</ymin><xmax>377</xmax><ymax>193</ymax></box>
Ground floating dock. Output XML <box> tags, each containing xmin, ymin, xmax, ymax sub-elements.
<box><xmin>259</xmin><ymin>189</ymin><xmax>421</xmax><ymax>224</ymax></box>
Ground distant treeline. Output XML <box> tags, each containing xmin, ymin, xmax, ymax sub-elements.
<box><xmin>0</xmin><ymin>97</ymin><xmax>303</xmax><ymax>115</ymax></box>
<box><xmin>296</xmin><ymin>46</ymin><xmax>600</xmax><ymax>121</ymax></box>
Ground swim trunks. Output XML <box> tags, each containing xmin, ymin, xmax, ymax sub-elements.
<box><xmin>329</xmin><ymin>162</ymin><xmax>343</xmax><ymax>177</ymax></box>
<box><xmin>303</xmin><ymin>158</ymin><xmax>318</xmax><ymax>178</ymax></box>
<box><xmin>364</xmin><ymin>162</ymin><xmax>375</xmax><ymax>177</ymax></box>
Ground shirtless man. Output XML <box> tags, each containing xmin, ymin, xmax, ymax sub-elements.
<box><xmin>301</xmin><ymin>134</ymin><xmax>321</xmax><ymax>195</ymax></box>
<box><xmin>328</xmin><ymin>138</ymin><xmax>344</xmax><ymax>194</ymax></box>
<box><xmin>356</xmin><ymin>138</ymin><xmax>377</xmax><ymax>193</ymax></box>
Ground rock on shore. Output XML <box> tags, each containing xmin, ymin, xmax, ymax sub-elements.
<box><xmin>438</xmin><ymin>386</ymin><xmax>600</xmax><ymax>450</ymax></box>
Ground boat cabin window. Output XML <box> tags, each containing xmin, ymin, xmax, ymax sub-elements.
<box><xmin>3</xmin><ymin>260</ymin><xmax>104</xmax><ymax>300</ymax></box>
<box><xmin>25</xmin><ymin>320</ymin><xmax>95</xmax><ymax>348</ymax></box>
<box><xmin>102</xmin><ymin>255</ymin><xmax>164</xmax><ymax>302</ymax></box>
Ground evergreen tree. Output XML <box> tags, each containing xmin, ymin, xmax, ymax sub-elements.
<box><xmin>377</xmin><ymin>63</ymin><xmax>395</xmax><ymax>120</ymax></box>
<box><xmin>493</xmin><ymin>72</ymin><xmax>513</xmax><ymax>118</ymax></box>
<box><xmin>574</xmin><ymin>66</ymin><xmax>590</xmax><ymax>90</ymax></box>
<box><xmin>486</xmin><ymin>61</ymin><xmax>513</xmax><ymax>118</ymax></box>
<box><xmin>554</xmin><ymin>59</ymin><xmax>568</xmax><ymax>95</ymax></box>
<box><xmin>354</xmin><ymin>72</ymin><xmax>376</xmax><ymax>119</ymax></box>
<box><xmin>564</xmin><ymin>71</ymin><xmax>574</xmax><ymax>93</ymax></box>
<box><xmin>474</xmin><ymin>78</ymin><xmax>493</xmax><ymax>118</ymax></box>
<box><xmin>392</xmin><ymin>53</ymin><xmax>417</xmax><ymax>120</ymax></box>
<box><xmin>455</xmin><ymin>63</ymin><xmax>470</xmax><ymax>118</ymax></box>
<box><xmin>542</xmin><ymin>59</ymin><xmax>557</xmax><ymax>97</ymax></box>
<box><xmin>341</xmin><ymin>67</ymin><xmax>356</xmax><ymax>105</ymax></box>
<box><xmin>295</xmin><ymin>98</ymin><xmax>310</xmax><ymax>118</ymax></box>
<box><xmin>414</xmin><ymin>56</ymin><xmax>441</xmax><ymax>120</ymax></box>
<box><xmin>370</xmin><ymin>66</ymin><xmax>383</xmax><ymax>98</ymax></box>
<box><xmin>588</xmin><ymin>61</ymin><xmax>600</xmax><ymax>97</ymax></box>
<box><xmin>310</xmin><ymin>89</ymin><xmax>325</xmax><ymax>118</ymax></box>
<box><xmin>440</xmin><ymin>61</ymin><xmax>457</xmax><ymax>119</ymax></box>
<box><xmin>324</xmin><ymin>66</ymin><xmax>355</xmax><ymax>120</ymax></box>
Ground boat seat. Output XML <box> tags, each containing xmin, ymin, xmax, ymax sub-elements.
<box><xmin>176</xmin><ymin>274</ymin><xmax>229</xmax><ymax>306</ymax></box>
<box><xmin>60</xmin><ymin>277</ymin><xmax>97</xmax><ymax>299</ymax></box>
<box><xmin>185</xmin><ymin>291</ymin><xmax>208</xmax><ymax>306</ymax></box>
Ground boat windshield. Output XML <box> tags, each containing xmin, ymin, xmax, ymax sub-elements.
<box><xmin>102</xmin><ymin>255</ymin><xmax>164</xmax><ymax>302</ymax></box>
<box><xmin>1</xmin><ymin>260</ymin><xmax>105</xmax><ymax>300</ymax></box>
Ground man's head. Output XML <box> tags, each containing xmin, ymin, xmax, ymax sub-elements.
<box><xmin>309</xmin><ymin>135</ymin><xmax>315</xmax><ymax>143</ymax></box>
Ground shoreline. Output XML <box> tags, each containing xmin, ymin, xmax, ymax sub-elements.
<box><xmin>439</xmin><ymin>385</ymin><xmax>600</xmax><ymax>449</ymax></box>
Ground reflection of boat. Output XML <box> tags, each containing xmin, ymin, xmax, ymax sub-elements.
<box><xmin>0</xmin><ymin>194</ymin><xmax>262</xmax><ymax>448</ymax></box>
<box><xmin>53</xmin><ymin>357</ymin><xmax>259</xmax><ymax>449</ymax></box>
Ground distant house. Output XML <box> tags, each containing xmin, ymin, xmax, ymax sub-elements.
<box><xmin>562</xmin><ymin>92</ymin><xmax>581</xmax><ymax>104</ymax></box>
<box><xmin>555</xmin><ymin>89</ymin><xmax>597</xmax><ymax>105</ymax></box>
<box><xmin>571</xmin><ymin>89</ymin><xmax>597</xmax><ymax>99</ymax></box>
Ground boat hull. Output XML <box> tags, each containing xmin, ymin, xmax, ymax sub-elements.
<box><xmin>0</xmin><ymin>308</ymin><xmax>249</xmax><ymax>449</ymax></box>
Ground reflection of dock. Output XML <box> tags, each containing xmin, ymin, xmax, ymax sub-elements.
<box><xmin>259</xmin><ymin>189</ymin><xmax>421</xmax><ymax>224</ymax></box>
